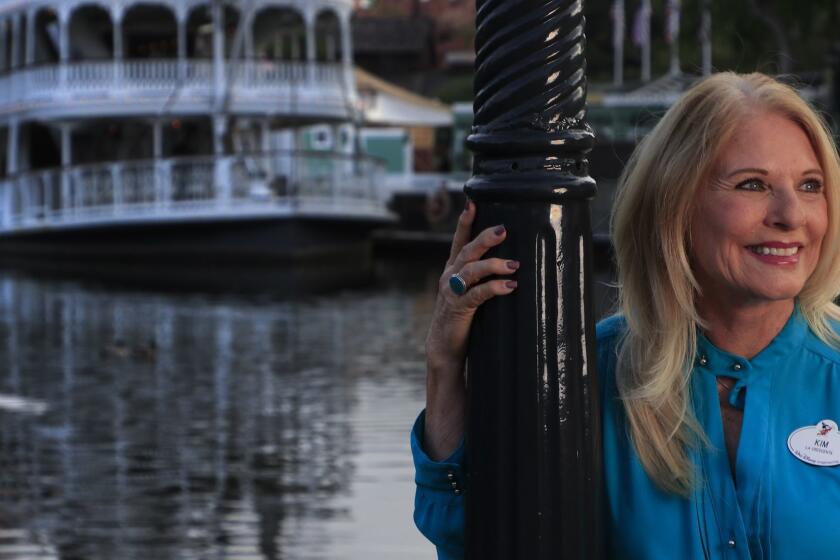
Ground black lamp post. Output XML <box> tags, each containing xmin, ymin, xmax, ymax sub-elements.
<box><xmin>464</xmin><ymin>1</ymin><xmax>603</xmax><ymax>558</ymax></box>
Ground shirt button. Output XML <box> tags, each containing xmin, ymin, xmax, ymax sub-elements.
<box><xmin>450</xmin><ymin>481</ymin><xmax>459</xmax><ymax>490</ymax></box>
<box><xmin>447</xmin><ymin>472</ymin><xmax>456</xmax><ymax>481</ymax></box>
<box><xmin>732</xmin><ymin>363</ymin><xmax>742</xmax><ymax>371</ymax></box>
<box><xmin>454</xmin><ymin>489</ymin><xmax>462</xmax><ymax>496</ymax></box>
<box><xmin>699</xmin><ymin>355</ymin><xmax>708</xmax><ymax>366</ymax></box>
<box><xmin>727</xmin><ymin>538</ymin><xmax>736</xmax><ymax>548</ymax></box>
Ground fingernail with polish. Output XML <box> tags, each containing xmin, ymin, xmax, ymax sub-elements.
<box><xmin>506</xmin><ymin>260</ymin><xmax>520</xmax><ymax>270</ymax></box>
<box><xmin>505</xmin><ymin>280</ymin><xmax>518</xmax><ymax>289</ymax></box>
<box><xmin>494</xmin><ymin>225</ymin><xmax>506</xmax><ymax>236</ymax></box>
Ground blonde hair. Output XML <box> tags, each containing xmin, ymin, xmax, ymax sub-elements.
<box><xmin>611</xmin><ymin>72</ymin><xmax>840</xmax><ymax>495</ymax></box>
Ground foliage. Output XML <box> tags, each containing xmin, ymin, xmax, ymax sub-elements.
<box><xmin>585</xmin><ymin>0</ymin><xmax>840</xmax><ymax>83</ymax></box>
<box><xmin>435</xmin><ymin>74</ymin><xmax>474</xmax><ymax>104</ymax></box>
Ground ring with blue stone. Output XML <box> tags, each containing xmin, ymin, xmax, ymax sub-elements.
<box><xmin>449</xmin><ymin>273</ymin><xmax>468</xmax><ymax>295</ymax></box>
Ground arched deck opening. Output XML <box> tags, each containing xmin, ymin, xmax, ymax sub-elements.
<box><xmin>25</xmin><ymin>122</ymin><xmax>60</xmax><ymax>171</ymax></box>
<box><xmin>72</xmin><ymin>120</ymin><xmax>154</xmax><ymax>164</ymax></box>
<box><xmin>184</xmin><ymin>3</ymin><xmax>241</xmax><ymax>60</ymax></box>
<box><xmin>223</xmin><ymin>4</ymin><xmax>242</xmax><ymax>59</ymax></box>
<box><xmin>0</xmin><ymin>127</ymin><xmax>7</xmax><ymax>177</ymax></box>
<box><xmin>122</xmin><ymin>4</ymin><xmax>177</xmax><ymax>59</ymax></box>
<box><xmin>13</xmin><ymin>13</ymin><xmax>26</xmax><ymax>69</ymax></box>
<box><xmin>186</xmin><ymin>4</ymin><xmax>212</xmax><ymax>59</ymax></box>
<box><xmin>1</xmin><ymin>20</ymin><xmax>11</xmax><ymax>72</ymax></box>
<box><xmin>34</xmin><ymin>8</ymin><xmax>60</xmax><ymax>65</ymax></box>
<box><xmin>315</xmin><ymin>10</ymin><xmax>342</xmax><ymax>63</ymax></box>
<box><xmin>167</xmin><ymin>117</ymin><xmax>213</xmax><ymax>157</ymax></box>
<box><xmin>252</xmin><ymin>7</ymin><xmax>306</xmax><ymax>62</ymax></box>
<box><xmin>69</xmin><ymin>5</ymin><xmax>113</xmax><ymax>61</ymax></box>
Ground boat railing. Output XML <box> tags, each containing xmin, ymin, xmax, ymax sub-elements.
<box><xmin>0</xmin><ymin>151</ymin><xmax>386</xmax><ymax>231</ymax></box>
<box><xmin>0</xmin><ymin>59</ymin><xmax>345</xmax><ymax>106</ymax></box>
<box><xmin>66</xmin><ymin>60</ymin><xmax>117</xmax><ymax>85</ymax></box>
<box><xmin>234</xmin><ymin>61</ymin><xmax>319</xmax><ymax>86</ymax></box>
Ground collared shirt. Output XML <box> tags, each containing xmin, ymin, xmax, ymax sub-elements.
<box><xmin>412</xmin><ymin>307</ymin><xmax>840</xmax><ymax>559</ymax></box>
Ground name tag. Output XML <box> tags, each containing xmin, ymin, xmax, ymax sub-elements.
<box><xmin>788</xmin><ymin>419</ymin><xmax>840</xmax><ymax>467</ymax></box>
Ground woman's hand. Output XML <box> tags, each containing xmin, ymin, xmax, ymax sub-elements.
<box><xmin>424</xmin><ymin>199</ymin><xmax>518</xmax><ymax>461</ymax></box>
<box><xmin>427</xmin><ymin>199</ymin><xmax>519</xmax><ymax>373</ymax></box>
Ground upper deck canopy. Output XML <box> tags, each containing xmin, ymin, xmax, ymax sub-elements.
<box><xmin>0</xmin><ymin>0</ymin><xmax>357</xmax><ymax>122</ymax></box>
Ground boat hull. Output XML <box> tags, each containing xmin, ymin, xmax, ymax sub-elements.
<box><xmin>0</xmin><ymin>215</ymin><xmax>387</xmax><ymax>265</ymax></box>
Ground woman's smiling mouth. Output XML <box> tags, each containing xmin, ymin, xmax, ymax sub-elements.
<box><xmin>746</xmin><ymin>243</ymin><xmax>802</xmax><ymax>263</ymax></box>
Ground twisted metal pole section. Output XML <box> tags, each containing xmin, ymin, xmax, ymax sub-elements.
<box><xmin>464</xmin><ymin>1</ymin><xmax>603</xmax><ymax>558</ymax></box>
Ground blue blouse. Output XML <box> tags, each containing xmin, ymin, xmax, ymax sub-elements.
<box><xmin>412</xmin><ymin>308</ymin><xmax>840</xmax><ymax>559</ymax></box>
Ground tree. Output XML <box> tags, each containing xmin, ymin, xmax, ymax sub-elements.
<box><xmin>584</xmin><ymin>0</ymin><xmax>840</xmax><ymax>83</ymax></box>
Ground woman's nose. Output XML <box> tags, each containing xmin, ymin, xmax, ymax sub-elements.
<box><xmin>766</xmin><ymin>187</ymin><xmax>806</xmax><ymax>230</ymax></box>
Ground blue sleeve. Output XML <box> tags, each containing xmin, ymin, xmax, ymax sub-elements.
<box><xmin>411</xmin><ymin>410</ymin><xmax>466</xmax><ymax>560</ymax></box>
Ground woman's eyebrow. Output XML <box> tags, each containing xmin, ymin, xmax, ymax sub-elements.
<box><xmin>726</xmin><ymin>167</ymin><xmax>768</xmax><ymax>177</ymax></box>
<box><xmin>725</xmin><ymin>167</ymin><xmax>824</xmax><ymax>178</ymax></box>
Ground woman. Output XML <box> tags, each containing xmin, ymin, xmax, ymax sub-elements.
<box><xmin>413</xmin><ymin>72</ymin><xmax>840</xmax><ymax>559</ymax></box>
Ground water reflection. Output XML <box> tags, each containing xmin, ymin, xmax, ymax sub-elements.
<box><xmin>0</xmin><ymin>255</ymin><xmax>616</xmax><ymax>560</ymax></box>
<box><xmin>0</xmin><ymin>269</ymin><xmax>435</xmax><ymax>560</ymax></box>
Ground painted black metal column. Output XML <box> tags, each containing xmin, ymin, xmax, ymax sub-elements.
<box><xmin>464</xmin><ymin>1</ymin><xmax>602</xmax><ymax>558</ymax></box>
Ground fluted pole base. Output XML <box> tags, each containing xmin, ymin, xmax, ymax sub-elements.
<box><xmin>464</xmin><ymin>1</ymin><xmax>603</xmax><ymax>558</ymax></box>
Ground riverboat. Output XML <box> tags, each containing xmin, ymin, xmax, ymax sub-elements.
<box><xmin>0</xmin><ymin>0</ymin><xmax>392</xmax><ymax>264</ymax></box>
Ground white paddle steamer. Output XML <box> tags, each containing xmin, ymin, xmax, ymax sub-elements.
<box><xmin>0</xmin><ymin>0</ymin><xmax>391</xmax><ymax>263</ymax></box>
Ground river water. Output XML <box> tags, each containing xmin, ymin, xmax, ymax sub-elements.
<box><xmin>0</xmin><ymin>257</ymin><xmax>615</xmax><ymax>560</ymax></box>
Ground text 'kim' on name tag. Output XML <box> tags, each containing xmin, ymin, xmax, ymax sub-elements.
<box><xmin>788</xmin><ymin>419</ymin><xmax>840</xmax><ymax>467</ymax></box>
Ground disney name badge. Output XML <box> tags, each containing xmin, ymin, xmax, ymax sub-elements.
<box><xmin>788</xmin><ymin>419</ymin><xmax>840</xmax><ymax>467</ymax></box>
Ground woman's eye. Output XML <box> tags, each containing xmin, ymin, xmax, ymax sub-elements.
<box><xmin>801</xmin><ymin>179</ymin><xmax>823</xmax><ymax>193</ymax></box>
<box><xmin>735</xmin><ymin>179</ymin><xmax>765</xmax><ymax>191</ymax></box>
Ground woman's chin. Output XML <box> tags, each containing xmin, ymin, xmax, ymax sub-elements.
<box><xmin>741</xmin><ymin>287</ymin><xmax>802</xmax><ymax>306</ymax></box>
